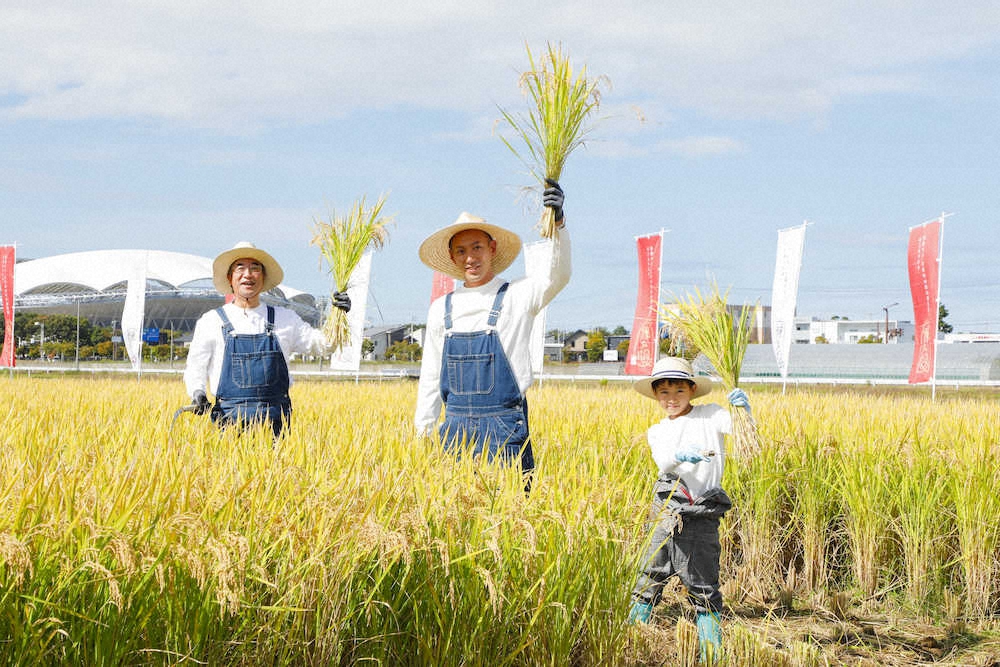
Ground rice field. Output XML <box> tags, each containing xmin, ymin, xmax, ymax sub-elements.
<box><xmin>2</xmin><ymin>375</ymin><xmax>1000</xmax><ymax>665</ymax></box>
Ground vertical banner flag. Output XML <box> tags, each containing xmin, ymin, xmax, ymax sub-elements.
<box><xmin>624</xmin><ymin>232</ymin><xmax>663</xmax><ymax>375</ymax></box>
<box><xmin>523</xmin><ymin>239</ymin><xmax>554</xmax><ymax>375</ymax></box>
<box><xmin>770</xmin><ymin>223</ymin><xmax>807</xmax><ymax>379</ymax></box>
<box><xmin>328</xmin><ymin>251</ymin><xmax>372</xmax><ymax>372</ymax></box>
<box><xmin>0</xmin><ymin>245</ymin><xmax>15</xmax><ymax>367</ymax></box>
<box><xmin>907</xmin><ymin>219</ymin><xmax>942</xmax><ymax>384</ymax></box>
<box><xmin>431</xmin><ymin>271</ymin><xmax>454</xmax><ymax>303</ymax></box>
<box><xmin>121</xmin><ymin>250</ymin><xmax>148</xmax><ymax>372</ymax></box>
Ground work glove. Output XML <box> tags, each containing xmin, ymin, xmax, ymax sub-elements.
<box><xmin>332</xmin><ymin>291</ymin><xmax>351</xmax><ymax>313</ymax></box>
<box><xmin>542</xmin><ymin>178</ymin><xmax>565</xmax><ymax>223</ymax></box>
<box><xmin>192</xmin><ymin>389</ymin><xmax>211</xmax><ymax>416</ymax></box>
<box><xmin>728</xmin><ymin>388</ymin><xmax>751</xmax><ymax>416</ymax></box>
<box><xmin>675</xmin><ymin>446</ymin><xmax>709</xmax><ymax>464</ymax></box>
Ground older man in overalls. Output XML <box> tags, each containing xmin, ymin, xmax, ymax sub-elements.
<box><xmin>414</xmin><ymin>181</ymin><xmax>570</xmax><ymax>485</ymax></box>
<box><xmin>184</xmin><ymin>242</ymin><xmax>350</xmax><ymax>438</ymax></box>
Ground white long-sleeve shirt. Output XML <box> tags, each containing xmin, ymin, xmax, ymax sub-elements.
<box><xmin>647</xmin><ymin>403</ymin><xmax>731</xmax><ymax>499</ymax></box>
<box><xmin>414</xmin><ymin>228</ymin><xmax>571</xmax><ymax>436</ymax></box>
<box><xmin>183</xmin><ymin>302</ymin><xmax>328</xmax><ymax>398</ymax></box>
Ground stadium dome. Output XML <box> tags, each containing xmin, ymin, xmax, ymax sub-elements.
<box><xmin>14</xmin><ymin>249</ymin><xmax>321</xmax><ymax>331</ymax></box>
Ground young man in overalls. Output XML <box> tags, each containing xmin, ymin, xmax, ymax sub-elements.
<box><xmin>413</xmin><ymin>181</ymin><xmax>570</xmax><ymax>486</ymax></box>
<box><xmin>184</xmin><ymin>241</ymin><xmax>350</xmax><ymax>438</ymax></box>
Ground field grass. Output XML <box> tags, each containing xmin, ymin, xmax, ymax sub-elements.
<box><xmin>2</xmin><ymin>375</ymin><xmax>1000</xmax><ymax>665</ymax></box>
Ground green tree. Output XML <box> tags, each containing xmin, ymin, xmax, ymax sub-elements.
<box><xmin>938</xmin><ymin>303</ymin><xmax>953</xmax><ymax>334</ymax></box>
<box><xmin>362</xmin><ymin>339</ymin><xmax>375</xmax><ymax>358</ymax></box>
<box><xmin>586</xmin><ymin>329</ymin><xmax>607</xmax><ymax>362</ymax></box>
<box><xmin>611</xmin><ymin>325</ymin><xmax>627</xmax><ymax>335</ymax></box>
<box><xmin>814</xmin><ymin>334</ymin><xmax>829</xmax><ymax>344</ymax></box>
<box><xmin>616</xmin><ymin>339</ymin><xmax>629</xmax><ymax>359</ymax></box>
<box><xmin>857</xmin><ymin>334</ymin><xmax>880</xmax><ymax>344</ymax></box>
<box><xmin>386</xmin><ymin>341</ymin><xmax>421</xmax><ymax>362</ymax></box>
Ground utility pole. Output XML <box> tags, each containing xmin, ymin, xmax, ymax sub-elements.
<box><xmin>882</xmin><ymin>302</ymin><xmax>898</xmax><ymax>344</ymax></box>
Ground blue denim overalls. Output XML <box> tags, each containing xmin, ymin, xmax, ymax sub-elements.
<box><xmin>210</xmin><ymin>305</ymin><xmax>291</xmax><ymax>438</ymax></box>
<box><xmin>438</xmin><ymin>282</ymin><xmax>535</xmax><ymax>474</ymax></box>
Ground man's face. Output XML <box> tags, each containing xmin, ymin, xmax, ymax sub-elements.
<box><xmin>449</xmin><ymin>229</ymin><xmax>496</xmax><ymax>287</ymax></box>
<box><xmin>228</xmin><ymin>258</ymin><xmax>265</xmax><ymax>300</ymax></box>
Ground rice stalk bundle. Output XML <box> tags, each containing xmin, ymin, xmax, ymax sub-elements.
<box><xmin>310</xmin><ymin>194</ymin><xmax>392</xmax><ymax>350</ymax></box>
<box><xmin>498</xmin><ymin>42</ymin><xmax>607</xmax><ymax>238</ymax></box>
<box><xmin>661</xmin><ymin>282</ymin><xmax>759</xmax><ymax>458</ymax></box>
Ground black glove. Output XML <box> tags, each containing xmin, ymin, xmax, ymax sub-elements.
<box><xmin>192</xmin><ymin>389</ymin><xmax>211</xmax><ymax>416</ymax></box>
<box><xmin>542</xmin><ymin>177</ymin><xmax>565</xmax><ymax>223</ymax></box>
<box><xmin>332</xmin><ymin>291</ymin><xmax>351</xmax><ymax>313</ymax></box>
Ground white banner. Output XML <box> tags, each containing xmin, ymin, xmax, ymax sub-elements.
<box><xmin>770</xmin><ymin>223</ymin><xmax>807</xmax><ymax>378</ymax></box>
<box><xmin>328</xmin><ymin>251</ymin><xmax>372</xmax><ymax>372</ymax></box>
<box><xmin>522</xmin><ymin>239</ymin><xmax>553</xmax><ymax>375</ymax></box>
<box><xmin>121</xmin><ymin>250</ymin><xmax>148</xmax><ymax>372</ymax></box>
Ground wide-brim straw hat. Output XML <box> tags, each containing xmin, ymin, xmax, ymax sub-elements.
<box><xmin>418</xmin><ymin>212</ymin><xmax>522</xmax><ymax>282</ymax></box>
<box><xmin>633</xmin><ymin>357</ymin><xmax>713</xmax><ymax>400</ymax></box>
<box><xmin>212</xmin><ymin>241</ymin><xmax>284</xmax><ymax>295</ymax></box>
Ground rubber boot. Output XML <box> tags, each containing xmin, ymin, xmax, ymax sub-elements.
<box><xmin>696</xmin><ymin>611</ymin><xmax>721</xmax><ymax>663</ymax></box>
<box><xmin>628</xmin><ymin>600</ymin><xmax>653</xmax><ymax>624</ymax></box>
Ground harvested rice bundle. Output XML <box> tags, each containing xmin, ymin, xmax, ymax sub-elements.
<box><xmin>661</xmin><ymin>282</ymin><xmax>760</xmax><ymax>458</ymax></box>
<box><xmin>311</xmin><ymin>194</ymin><xmax>392</xmax><ymax>351</ymax></box>
<box><xmin>498</xmin><ymin>42</ymin><xmax>607</xmax><ymax>238</ymax></box>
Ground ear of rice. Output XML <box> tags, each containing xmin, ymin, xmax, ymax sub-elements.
<box><xmin>660</xmin><ymin>282</ymin><xmax>760</xmax><ymax>458</ymax></box>
<box><xmin>310</xmin><ymin>194</ymin><xmax>392</xmax><ymax>351</ymax></box>
<box><xmin>497</xmin><ymin>42</ymin><xmax>607</xmax><ymax>238</ymax></box>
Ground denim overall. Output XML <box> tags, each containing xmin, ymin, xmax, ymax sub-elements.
<box><xmin>210</xmin><ymin>305</ymin><xmax>291</xmax><ymax>438</ymax></box>
<box><xmin>439</xmin><ymin>282</ymin><xmax>535</xmax><ymax>474</ymax></box>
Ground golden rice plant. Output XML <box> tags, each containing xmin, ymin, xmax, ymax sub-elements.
<box><xmin>310</xmin><ymin>194</ymin><xmax>392</xmax><ymax>350</ymax></box>
<box><xmin>498</xmin><ymin>42</ymin><xmax>607</xmax><ymax>238</ymax></box>
<box><xmin>3</xmin><ymin>373</ymin><xmax>1000</xmax><ymax>664</ymax></box>
<box><xmin>661</xmin><ymin>281</ymin><xmax>759</xmax><ymax>458</ymax></box>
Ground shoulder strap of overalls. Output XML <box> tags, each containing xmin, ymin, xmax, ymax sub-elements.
<box><xmin>265</xmin><ymin>305</ymin><xmax>275</xmax><ymax>333</ymax></box>
<box><xmin>215</xmin><ymin>306</ymin><xmax>234</xmax><ymax>335</ymax></box>
<box><xmin>487</xmin><ymin>282</ymin><xmax>510</xmax><ymax>327</ymax></box>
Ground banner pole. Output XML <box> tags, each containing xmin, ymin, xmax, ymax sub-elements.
<box><xmin>931</xmin><ymin>214</ymin><xmax>948</xmax><ymax>401</ymax></box>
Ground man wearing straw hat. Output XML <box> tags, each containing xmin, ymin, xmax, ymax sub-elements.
<box><xmin>184</xmin><ymin>241</ymin><xmax>351</xmax><ymax>438</ymax></box>
<box><xmin>414</xmin><ymin>181</ymin><xmax>569</xmax><ymax>486</ymax></box>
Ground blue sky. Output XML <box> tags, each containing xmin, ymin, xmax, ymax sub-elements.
<box><xmin>3</xmin><ymin>2</ymin><xmax>999</xmax><ymax>332</ymax></box>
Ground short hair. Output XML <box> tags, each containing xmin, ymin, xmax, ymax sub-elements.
<box><xmin>651</xmin><ymin>377</ymin><xmax>695</xmax><ymax>392</ymax></box>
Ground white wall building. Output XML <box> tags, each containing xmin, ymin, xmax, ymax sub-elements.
<box><xmin>794</xmin><ymin>317</ymin><xmax>914</xmax><ymax>344</ymax></box>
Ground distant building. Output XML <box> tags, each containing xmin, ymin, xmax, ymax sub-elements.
<box><xmin>942</xmin><ymin>333</ymin><xmax>1000</xmax><ymax>344</ymax></box>
<box><xmin>364</xmin><ymin>325</ymin><xmax>415</xmax><ymax>360</ymax></box>
<box><xmin>561</xmin><ymin>329</ymin><xmax>589</xmax><ymax>362</ymax></box>
<box><xmin>797</xmin><ymin>317</ymin><xmax>914</xmax><ymax>344</ymax></box>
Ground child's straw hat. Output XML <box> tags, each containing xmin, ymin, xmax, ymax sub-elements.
<box><xmin>633</xmin><ymin>357</ymin><xmax>713</xmax><ymax>400</ymax></box>
<box><xmin>212</xmin><ymin>241</ymin><xmax>284</xmax><ymax>294</ymax></box>
<box><xmin>418</xmin><ymin>212</ymin><xmax>522</xmax><ymax>281</ymax></box>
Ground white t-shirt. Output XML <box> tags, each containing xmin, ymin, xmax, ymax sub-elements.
<box><xmin>414</xmin><ymin>228</ymin><xmax>571</xmax><ymax>437</ymax></box>
<box><xmin>183</xmin><ymin>303</ymin><xmax>328</xmax><ymax>397</ymax></box>
<box><xmin>647</xmin><ymin>403</ymin><xmax>732</xmax><ymax>499</ymax></box>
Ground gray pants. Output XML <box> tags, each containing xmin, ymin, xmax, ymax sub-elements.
<box><xmin>632</xmin><ymin>477</ymin><xmax>731</xmax><ymax>614</ymax></box>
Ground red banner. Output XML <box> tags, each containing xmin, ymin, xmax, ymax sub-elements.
<box><xmin>907</xmin><ymin>220</ymin><xmax>941</xmax><ymax>384</ymax></box>
<box><xmin>431</xmin><ymin>271</ymin><xmax>454</xmax><ymax>303</ymax></box>
<box><xmin>624</xmin><ymin>233</ymin><xmax>662</xmax><ymax>375</ymax></box>
<box><xmin>0</xmin><ymin>245</ymin><xmax>15</xmax><ymax>367</ymax></box>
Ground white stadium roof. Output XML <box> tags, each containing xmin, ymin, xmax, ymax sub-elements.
<box><xmin>13</xmin><ymin>249</ymin><xmax>319</xmax><ymax>329</ymax></box>
<box><xmin>16</xmin><ymin>249</ymin><xmax>309</xmax><ymax>299</ymax></box>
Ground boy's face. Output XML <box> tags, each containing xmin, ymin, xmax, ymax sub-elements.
<box><xmin>654</xmin><ymin>380</ymin><xmax>694</xmax><ymax>420</ymax></box>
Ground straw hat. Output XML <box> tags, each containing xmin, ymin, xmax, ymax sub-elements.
<box><xmin>633</xmin><ymin>357</ymin><xmax>713</xmax><ymax>400</ymax></box>
<box><xmin>212</xmin><ymin>241</ymin><xmax>284</xmax><ymax>294</ymax></box>
<box><xmin>418</xmin><ymin>212</ymin><xmax>522</xmax><ymax>281</ymax></box>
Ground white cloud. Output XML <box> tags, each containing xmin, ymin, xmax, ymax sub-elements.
<box><xmin>655</xmin><ymin>136</ymin><xmax>745</xmax><ymax>157</ymax></box>
<box><xmin>1</xmin><ymin>2</ymin><xmax>999</xmax><ymax>128</ymax></box>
